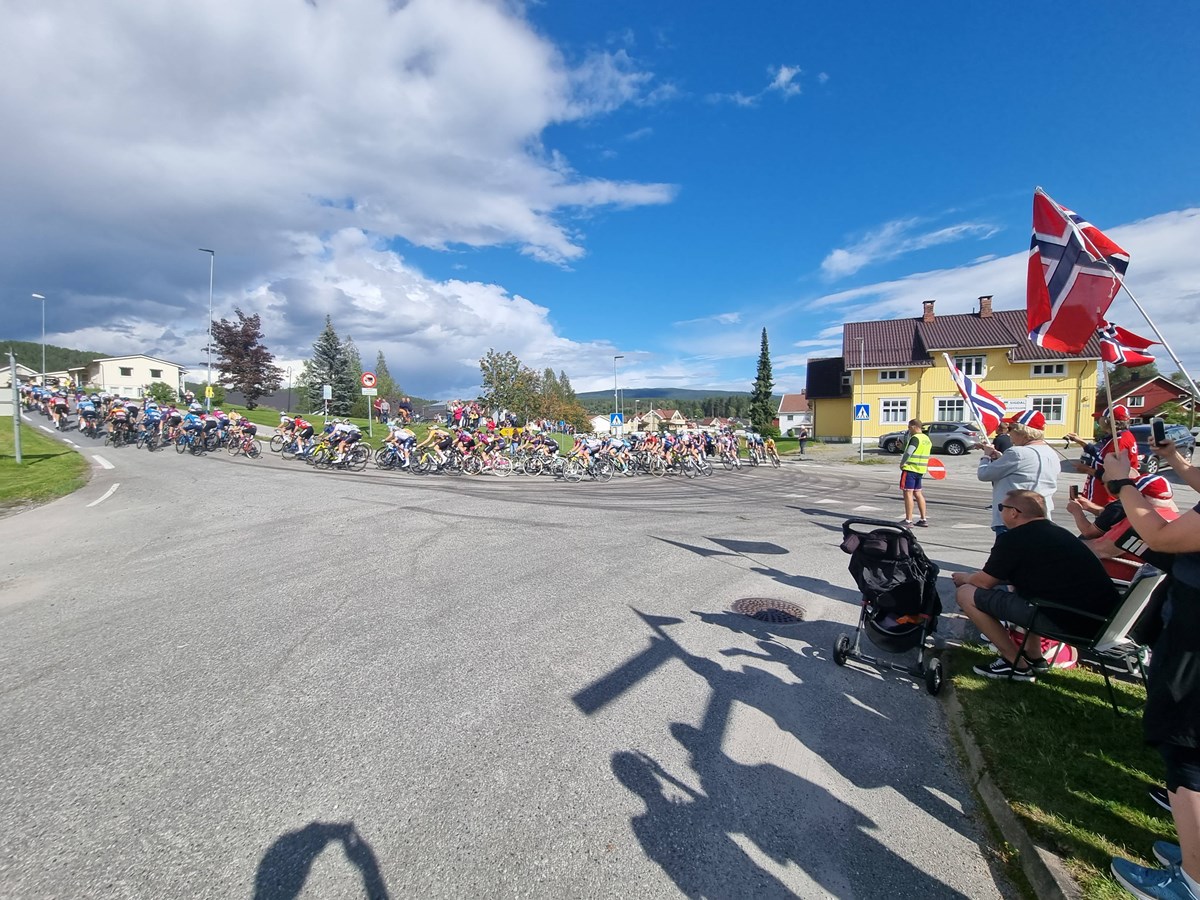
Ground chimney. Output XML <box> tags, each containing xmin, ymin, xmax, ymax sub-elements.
<box><xmin>922</xmin><ymin>300</ymin><xmax>936</xmax><ymax>323</ymax></box>
<box><xmin>978</xmin><ymin>295</ymin><xmax>994</xmax><ymax>318</ymax></box>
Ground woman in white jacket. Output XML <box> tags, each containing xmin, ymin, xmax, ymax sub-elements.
<box><xmin>976</xmin><ymin>410</ymin><xmax>1063</xmax><ymax>534</ymax></box>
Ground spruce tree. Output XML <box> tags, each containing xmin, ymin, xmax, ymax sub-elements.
<box><xmin>301</xmin><ymin>316</ymin><xmax>354</xmax><ymax>415</ymax></box>
<box><xmin>375</xmin><ymin>350</ymin><xmax>402</xmax><ymax>402</ymax></box>
<box><xmin>749</xmin><ymin>327</ymin><xmax>777</xmax><ymax>435</ymax></box>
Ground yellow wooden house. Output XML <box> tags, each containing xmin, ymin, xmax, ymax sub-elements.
<box><xmin>806</xmin><ymin>297</ymin><xmax>1101</xmax><ymax>443</ymax></box>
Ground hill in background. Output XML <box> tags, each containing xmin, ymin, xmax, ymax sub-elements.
<box><xmin>576</xmin><ymin>387</ymin><xmax>756</xmax><ymax>401</ymax></box>
<box><xmin>2</xmin><ymin>340</ymin><xmax>110</xmax><ymax>374</ymax></box>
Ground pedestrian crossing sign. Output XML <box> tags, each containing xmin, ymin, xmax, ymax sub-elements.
<box><xmin>610</xmin><ymin>413</ymin><xmax>623</xmax><ymax>426</ymax></box>
<box><xmin>854</xmin><ymin>404</ymin><xmax>870</xmax><ymax>421</ymax></box>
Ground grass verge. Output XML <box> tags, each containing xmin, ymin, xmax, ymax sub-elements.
<box><xmin>951</xmin><ymin>644</ymin><xmax>1172</xmax><ymax>899</ymax></box>
<box><xmin>0</xmin><ymin>416</ymin><xmax>90</xmax><ymax>508</ymax></box>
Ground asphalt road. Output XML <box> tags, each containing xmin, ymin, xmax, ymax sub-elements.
<box><xmin>7</xmin><ymin>425</ymin><xmax>1172</xmax><ymax>899</ymax></box>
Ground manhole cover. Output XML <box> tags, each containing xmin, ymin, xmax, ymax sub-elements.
<box><xmin>731</xmin><ymin>598</ymin><xmax>805</xmax><ymax>625</ymax></box>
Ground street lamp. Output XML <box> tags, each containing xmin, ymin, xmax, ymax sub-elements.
<box><xmin>198</xmin><ymin>248</ymin><xmax>215</xmax><ymax>409</ymax></box>
<box><xmin>613</xmin><ymin>355</ymin><xmax>624</xmax><ymax>434</ymax></box>
<box><xmin>31</xmin><ymin>294</ymin><xmax>45</xmax><ymax>385</ymax></box>
<box><xmin>286</xmin><ymin>366</ymin><xmax>293</xmax><ymax>413</ymax></box>
<box><xmin>856</xmin><ymin>335</ymin><xmax>865</xmax><ymax>462</ymax></box>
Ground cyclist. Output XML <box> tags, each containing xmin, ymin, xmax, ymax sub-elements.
<box><xmin>332</xmin><ymin>419</ymin><xmax>362</xmax><ymax>462</ymax></box>
<box><xmin>415</xmin><ymin>425</ymin><xmax>453</xmax><ymax>465</ymax></box>
<box><xmin>140</xmin><ymin>403</ymin><xmax>163</xmax><ymax>440</ymax></box>
<box><xmin>50</xmin><ymin>392</ymin><xmax>70</xmax><ymax>429</ymax></box>
<box><xmin>164</xmin><ymin>405</ymin><xmax>184</xmax><ymax>441</ymax></box>
<box><xmin>106</xmin><ymin>400</ymin><xmax>129</xmax><ymax>439</ymax></box>
<box><xmin>764</xmin><ymin>435</ymin><xmax>780</xmax><ymax>465</ymax></box>
<box><xmin>292</xmin><ymin>415</ymin><xmax>315</xmax><ymax>455</ymax></box>
<box><xmin>180</xmin><ymin>407</ymin><xmax>204</xmax><ymax>446</ymax></box>
<box><xmin>77</xmin><ymin>396</ymin><xmax>98</xmax><ymax>436</ymax></box>
<box><xmin>384</xmin><ymin>420</ymin><xmax>416</xmax><ymax>467</ymax></box>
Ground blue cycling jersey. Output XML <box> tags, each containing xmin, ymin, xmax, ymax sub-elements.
<box><xmin>182</xmin><ymin>413</ymin><xmax>203</xmax><ymax>427</ymax></box>
<box><xmin>143</xmin><ymin>411</ymin><xmax>162</xmax><ymax>423</ymax></box>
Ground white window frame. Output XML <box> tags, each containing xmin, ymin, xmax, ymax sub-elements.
<box><xmin>878</xmin><ymin>369</ymin><xmax>907</xmax><ymax>382</ymax></box>
<box><xmin>934</xmin><ymin>396</ymin><xmax>966</xmax><ymax>422</ymax></box>
<box><xmin>1031</xmin><ymin>362</ymin><xmax>1067</xmax><ymax>377</ymax></box>
<box><xmin>953</xmin><ymin>355</ymin><xmax>986</xmax><ymax>377</ymax></box>
<box><xmin>1028</xmin><ymin>394</ymin><xmax>1067</xmax><ymax>424</ymax></box>
<box><xmin>1127</xmin><ymin>395</ymin><xmax>1145</xmax><ymax>408</ymax></box>
<box><xmin>880</xmin><ymin>397</ymin><xmax>910</xmax><ymax>425</ymax></box>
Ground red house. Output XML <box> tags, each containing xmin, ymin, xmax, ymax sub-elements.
<box><xmin>1097</xmin><ymin>375</ymin><xmax>1194</xmax><ymax>423</ymax></box>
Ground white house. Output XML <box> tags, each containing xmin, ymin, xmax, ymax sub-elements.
<box><xmin>82</xmin><ymin>355</ymin><xmax>188</xmax><ymax>398</ymax></box>
<box><xmin>776</xmin><ymin>392</ymin><xmax>812</xmax><ymax>436</ymax></box>
<box><xmin>0</xmin><ymin>362</ymin><xmax>39</xmax><ymax>389</ymax></box>
<box><xmin>588</xmin><ymin>414</ymin><xmax>615</xmax><ymax>435</ymax></box>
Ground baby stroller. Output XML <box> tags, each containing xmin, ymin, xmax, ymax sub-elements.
<box><xmin>833</xmin><ymin>517</ymin><xmax>945</xmax><ymax>695</ymax></box>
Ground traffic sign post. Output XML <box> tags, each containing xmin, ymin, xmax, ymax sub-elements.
<box><xmin>361</xmin><ymin>372</ymin><xmax>376</xmax><ymax>388</ymax></box>
<box><xmin>610</xmin><ymin>412</ymin><xmax>623</xmax><ymax>434</ymax></box>
<box><xmin>853</xmin><ymin>404</ymin><xmax>870</xmax><ymax>420</ymax></box>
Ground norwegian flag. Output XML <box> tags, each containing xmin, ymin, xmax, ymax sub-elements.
<box><xmin>1027</xmin><ymin>189</ymin><xmax>1129</xmax><ymax>353</ymax></box>
<box><xmin>1098</xmin><ymin>320</ymin><xmax>1157</xmax><ymax>368</ymax></box>
<box><xmin>943</xmin><ymin>354</ymin><xmax>1007</xmax><ymax>435</ymax></box>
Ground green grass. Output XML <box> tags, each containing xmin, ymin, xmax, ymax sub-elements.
<box><xmin>0</xmin><ymin>417</ymin><xmax>90</xmax><ymax>507</ymax></box>
<box><xmin>951</xmin><ymin>645</ymin><xmax>1171</xmax><ymax>899</ymax></box>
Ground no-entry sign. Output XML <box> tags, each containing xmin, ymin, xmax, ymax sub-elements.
<box><xmin>360</xmin><ymin>372</ymin><xmax>377</xmax><ymax>388</ymax></box>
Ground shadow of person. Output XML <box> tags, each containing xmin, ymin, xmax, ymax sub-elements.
<box><xmin>253</xmin><ymin>821</ymin><xmax>390</xmax><ymax>900</ymax></box>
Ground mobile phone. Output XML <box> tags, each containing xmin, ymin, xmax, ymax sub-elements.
<box><xmin>1069</xmin><ymin>485</ymin><xmax>1079</xmax><ymax>500</ymax></box>
<box><xmin>1151</xmin><ymin>417</ymin><xmax>1167</xmax><ymax>445</ymax></box>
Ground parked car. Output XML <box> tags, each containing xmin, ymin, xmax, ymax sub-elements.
<box><xmin>1128</xmin><ymin>423</ymin><xmax>1196</xmax><ymax>475</ymax></box>
<box><xmin>878</xmin><ymin>422</ymin><xmax>982</xmax><ymax>455</ymax></box>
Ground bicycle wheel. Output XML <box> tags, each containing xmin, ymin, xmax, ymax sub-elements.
<box><xmin>594</xmin><ymin>460</ymin><xmax>614</xmax><ymax>483</ymax></box>
<box><xmin>700</xmin><ymin>460</ymin><xmax>714</xmax><ymax>477</ymax></box>
<box><xmin>770</xmin><ymin>454</ymin><xmax>780</xmax><ymax>468</ymax></box>
<box><xmin>682</xmin><ymin>459</ymin><xmax>698</xmax><ymax>479</ymax></box>
<box><xmin>227</xmin><ymin>439</ymin><xmax>242</xmax><ymax>456</ymax></box>
<box><xmin>175</xmin><ymin>435</ymin><xmax>188</xmax><ymax>453</ymax></box>
<box><xmin>563</xmin><ymin>459</ymin><xmax>584</xmax><ymax>483</ymax></box>
<box><xmin>523</xmin><ymin>456</ymin><xmax>543</xmax><ymax>476</ymax></box>
<box><xmin>312</xmin><ymin>448</ymin><xmax>332</xmax><ymax>469</ymax></box>
<box><xmin>350</xmin><ymin>445</ymin><xmax>370</xmax><ymax>471</ymax></box>
<box><xmin>491</xmin><ymin>456</ymin><xmax>513</xmax><ymax>477</ymax></box>
<box><xmin>281</xmin><ymin>442</ymin><xmax>298</xmax><ymax>461</ymax></box>
<box><xmin>270</xmin><ymin>434</ymin><xmax>287</xmax><ymax>453</ymax></box>
<box><xmin>463</xmin><ymin>455</ymin><xmax>483</xmax><ymax>476</ymax></box>
<box><xmin>650</xmin><ymin>456</ymin><xmax>666</xmax><ymax>477</ymax></box>
<box><xmin>247</xmin><ymin>440</ymin><xmax>262</xmax><ymax>459</ymax></box>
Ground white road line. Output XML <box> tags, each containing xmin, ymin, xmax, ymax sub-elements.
<box><xmin>92</xmin><ymin>455</ymin><xmax>115</xmax><ymax>470</ymax></box>
<box><xmin>784</xmin><ymin>493</ymin><xmax>806</xmax><ymax>498</ymax></box>
<box><xmin>815</xmin><ymin>499</ymin><xmax>841</xmax><ymax>505</ymax></box>
<box><xmin>850</xmin><ymin>505</ymin><xmax>882</xmax><ymax>511</ymax></box>
<box><xmin>39</xmin><ymin>425</ymin><xmax>53</xmax><ymax>432</ymax></box>
<box><xmin>87</xmin><ymin>484</ymin><xmax>120</xmax><ymax>508</ymax></box>
<box><xmin>952</xmin><ymin>523</ymin><xmax>989</xmax><ymax>529</ymax></box>
<box><xmin>65</xmin><ymin>439</ymin><xmax>79</xmax><ymax>447</ymax></box>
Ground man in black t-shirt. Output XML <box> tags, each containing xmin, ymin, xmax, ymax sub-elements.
<box><xmin>952</xmin><ymin>489</ymin><xmax>1121</xmax><ymax>680</ymax></box>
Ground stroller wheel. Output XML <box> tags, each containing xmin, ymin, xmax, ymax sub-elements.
<box><xmin>925</xmin><ymin>657</ymin><xmax>944</xmax><ymax>695</ymax></box>
<box><xmin>833</xmin><ymin>635</ymin><xmax>851</xmax><ymax>667</ymax></box>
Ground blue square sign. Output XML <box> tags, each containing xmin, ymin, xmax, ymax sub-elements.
<box><xmin>854</xmin><ymin>404</ymin><xmax>870</xmax><ymax>421</ymax></box>
<box><xmin>610</xmin><ymin>413</ymin><xmax>624</xmax><ymax>426</ymax></box>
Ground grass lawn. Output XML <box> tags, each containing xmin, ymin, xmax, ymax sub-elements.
<box><xmin>0</xmin><ymin>417</ymin><xmax>90</xmax><ymax>507</ymax></box>
<box><xmin>951</xmin><ymin>644</ymin><xmax>1172</xmax><ymax>899</ymax></box>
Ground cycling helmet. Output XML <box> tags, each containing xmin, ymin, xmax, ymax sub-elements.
<box><xmin>189</xmin><ymin>403</ymin><xmax>203</xmax><ymax>412</ymax></box>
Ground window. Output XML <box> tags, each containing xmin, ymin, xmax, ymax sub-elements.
<box><xmin>953</xmin><ymin>355</ymin><xmax>986</xmax><ymax>377</ymax></box>
<box><xmin>881</xmin><ymin>398</ymin><xmax>909</xmax><ymax>424</ymax></box>
<box><xmin>1031</xmin><ymin>362</ymin><xmax>1066</xmax><ymax>377</ymax></box>
<box><xmin>119</xmin><ymin>367</ymin><xmax>132</xmax><ymax>376</ymax></box>
<box><xmin>149</xmin><ymin>368</ymin><xmax>162</xmax><ymax>379</ymax></box>
<box><xmin>935</xmin><ymin>398</ymin><xmax>965</xmax><ymax>421</ymax></box>
<box><xmin>1127</xmin><ymin>395</ymin><xmax>1145</xmax><ymax>408</ymax></box>
<box><xmin>840</xmin><ymin>373</ymin><xmax>852</xmax><ymax>389</ymax></box>
<box><xmin>878</xmin><ymin>370</ymin><xmax>907</xmax><ymax>381</ymax></box>
<box><xmin>1029</xmin><ymin>396</ymin><xmax>1065</xmax><ymax>423</ymax></box>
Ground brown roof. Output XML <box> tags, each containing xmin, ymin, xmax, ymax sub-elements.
<box><xmin>841</xmin><ymin>306</ymin><xmax>1102</xmax><ymax>368</ymax></box>
<box><xmin>777</xmin><ymin>392</ymin><xmax>809</xmax><ymax>414</ymax></box>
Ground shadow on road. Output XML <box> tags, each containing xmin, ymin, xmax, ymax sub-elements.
<box><xmin>253</xmin><ymin>821</ymin><xmax>390</xmax><ymax>900</ymax></box>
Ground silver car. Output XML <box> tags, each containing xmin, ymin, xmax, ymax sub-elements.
<box><xmin>878</xmin><ymin>422</ymin><xmax>982</xmax><ymax>456</ymax></box>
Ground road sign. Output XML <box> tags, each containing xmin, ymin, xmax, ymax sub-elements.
<box><xmin>322</xmin><ymin>384</ymin><xmax>333</xmax><ymax>400</ymax></box>
<box><xmin>205</xmin><ymin>385</ymin><xmax>214</xmax><ymax>399</ymax></box>
<box><xmin>926</xmin><ymin>457</ymin><xmax>947</xmax><ymax>480</ymax></box>
<box><xmin>610</xmin><ymin>413</ymin><xmax>623</xmax><ymax>426</ymax></box>
<box><xmin>854</xmin><ymin>403</ymin><xmax>870</xmax><ymax>421</ymax></box>
<box><xmin>361</xmin><ymin>372</ymin><xmax>376</xmax><ymax>388</ymax></box>
<box><xmin>361</xmin><ymin>387</ymin><xmax>378</xmax><ymax>396</ymax></box>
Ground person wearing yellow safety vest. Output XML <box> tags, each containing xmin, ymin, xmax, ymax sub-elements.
<box><xmin>899</xmin><ymin>418</ymin><xmax>931</xmax><ymax>527</ymax></box>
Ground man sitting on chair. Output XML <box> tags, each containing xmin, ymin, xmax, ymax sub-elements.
<box><xmin>951</xmin><ymin>489</ymin><xmax>1122</xmax><ymax>681</ymax></box>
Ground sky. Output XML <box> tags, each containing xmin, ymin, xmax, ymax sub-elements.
<box><xmin>2</xmin><ymin>1</ymin><xmax>1199</xmax><ymax>399</ymax></box>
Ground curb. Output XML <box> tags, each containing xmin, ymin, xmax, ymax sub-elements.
<box><xmin>943</xmin><ymin>683</ymin><xmax>1083</xmax><ymax>900</ymax></box>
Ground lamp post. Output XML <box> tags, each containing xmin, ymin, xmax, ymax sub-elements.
<box><xmin>31</xmin><ymin>294</ymin><xmax>45</xmax><ymax>385</ymax></box>
<box><xmin>198</xmin><ymin>248</ymin><xmax>215</xmax><ymax>409</ymax></box>
<box><xmin>286</xmin><ymin>366</ymin><xmax>293</xmax><ymax>414</ymax></box>
<box><xmin>856</xmin><ymin>336</ymin><xmax>865</xmax><ymax>462</ymax></box>
<box><xmin>613</xmin><ymin>355</ymin><xmax>624</xmax><ymax>435</ymax></box>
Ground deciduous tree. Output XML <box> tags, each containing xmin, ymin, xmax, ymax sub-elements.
<box><xmin>210</xmin><ymin>308</ymin><xmax>283</xmax><ymax>409</ymax></box>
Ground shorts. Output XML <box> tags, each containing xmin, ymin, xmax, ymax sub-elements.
<box><xmin>167</xmin><ymin>416</ymin><xmax>182</xmax><ymax>427</ymax></box>
<box><xmin>299</xmin><ymin>426</ymin><xmax>314</xmax><ymax>440</ymax></box>
<box><xmin>1160</xmin><ymin>744</ymin><xmax>1200</xmax><ymax>793</ymax></box>
<box><xmin>900</xmin><ymin>471</ymin><xmax>924</xmax><ymax>491</ymax></box>
<box><xmin>972</xmin><ymin>587</ymin><xmax>1039</xmax><ymax>630</ymax></box>
<box><xmin>54</xmin><ymin>404</ymin><xmax>68</xmax><ymax>414</ymax></box>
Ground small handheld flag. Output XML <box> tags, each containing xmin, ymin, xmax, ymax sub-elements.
<box><xmin>1098</xmin><ymin>321</ymin><xmax>1157</xmax><ymax>368</ymax></box>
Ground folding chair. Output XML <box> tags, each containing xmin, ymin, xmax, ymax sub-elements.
<box><xmin>1011</xmin><ymin>565</ymin><xmax>1167</xmax><ymax>715</ymax></box>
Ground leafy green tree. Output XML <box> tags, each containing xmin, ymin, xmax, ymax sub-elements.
<box><xmin>146</xmin><ymin>382</ymin><xmax>177</xmax><ymax>405</ymax></box>
<box><xmin>749</xmin><ymin>328</ymin><xmax>778</xmax><ymax>436</ymax></box>
<box><xmin>210</xmin><ymin>308</ymin><xmax>283</xmax><ymax>409</ymax></box>
<box><xmin>375</xmin><ymin>351</ymin><xmax>402</xmax><ymax>403</ymax></box>
<box><xmin>1107</xmin><ymin>361</ymin><xmax>1160</xmax><ymax>387</ymax></box>
<box><xmin>300</xmin><ymin>317</ymin><xmax>356</xmax><ymax>415</ymax></box>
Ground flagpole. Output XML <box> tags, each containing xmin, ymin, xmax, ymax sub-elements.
<box><xmin>1041</xmin><ymin>187</ymin><xmax>1200</xmax><ymax>411</ymax></box>
<box><xmin>941</xmin><ymin>353</ymin><xmax>987</xmax><ymax>437</ymax></box>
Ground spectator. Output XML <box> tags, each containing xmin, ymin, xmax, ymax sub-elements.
<box><xmin>1066</xmin><ymin>404</ymin><xmax>1139</xmax><ymax>512</ymax></box>
<box><xmin>1105</xmin><ymin>441</ymin><xmax>1200</xmax><ymax>900</ymax></box>
<box><xmin>373</xmin><ymin>396</ymin><xmax>383</xmax><ymax>422</ymax></box>
<box><xmin>992</xmin><ymin>421</ymin><xmax>1013</xmax><ymax>453</ymax></box>
<box><xmin>380</xmin><ymin>397</ymin><xmax>391</xmax><ymax>423</ymax></box>
<box><xmin>952</xmin><ymin>489</ymin><xmax>1121</xmax><ymax>680</ymax></box>
<box><xmin>797</xmin><ymin>426</ymin><xmax>809</xmax><ymax>458</ymax></box>
<box><xmin>898</xmin><ymin>419</ymin><xmax>931</xmax><ymax>527</ymax></box>
<box><xmin>1068</xmin><ymin>474</ymin><xmax>1179</xmax><ymax>576</ymax></box>
<box><xmin>976</xmin><ymin>410</ymin><xmax>1061</xmax><ymax>535</ymax></box>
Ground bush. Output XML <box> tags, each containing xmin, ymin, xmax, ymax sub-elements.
<box><xmin>145</xmin><ymin>382</ymin><xmax>177</xmax><ymax>405</ymax></box>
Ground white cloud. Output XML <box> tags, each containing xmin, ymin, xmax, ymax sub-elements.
<box><xmin>768</xmin><ymin>65</ymin><xmax>803</xmax><ymax>98</ymax></box>
<box><xmin>820</xmin><ymin>217</ymin><xmax>1000</xmax><ymax>279</ymax></box>
<box><xmin>708</xmin><ymin>63</ymin><xmax>808</xmax><ymax>106</ymax></box>
<box><xmin>673</xmin><ymin>311</ymin><xmax>742</xmax><ymax>327</ymax></box>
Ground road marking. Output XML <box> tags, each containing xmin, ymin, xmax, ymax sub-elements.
<box><xmin>850</xmin><ymin>505</ymin><xmax>882</xmax><ymax>511</ymax></box>
<box><xmin>952</xmin><ymin>523</ymin><xmax>989</xmax><ymax>529</ymax></box>
<box><xmin>815</xmin><ymin>499</ymin><xmax>841</xmax><ymax>505</ymax></box>
<box><xmin>92</xmin><ymin>455</ymin><xmax>115</xmax><ymax>470</ymax></box>
<box><xmin>785</xmin><ymin>493</ymin><xmax>806</xmax><ymax>498</ymax></box>
<box><xmin>40</xmin><ymin>425</ymin><xmax>53</xmax><ymax>433</ymax></box>
<box><xmin>87</xmin><ymin>483</ymin><xmax>120</xmax><ymax>508</ymax></box>
<box><xmin>65</xmin><ymin>439</ymin><xmax>79</xmax><ymax>447</ymax></box>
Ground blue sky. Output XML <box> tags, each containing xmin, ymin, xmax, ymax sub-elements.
<box><xmin>3</xmin><ymin>1</ymin><xmax>1198</xmax><ymax>398</ymax></box>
